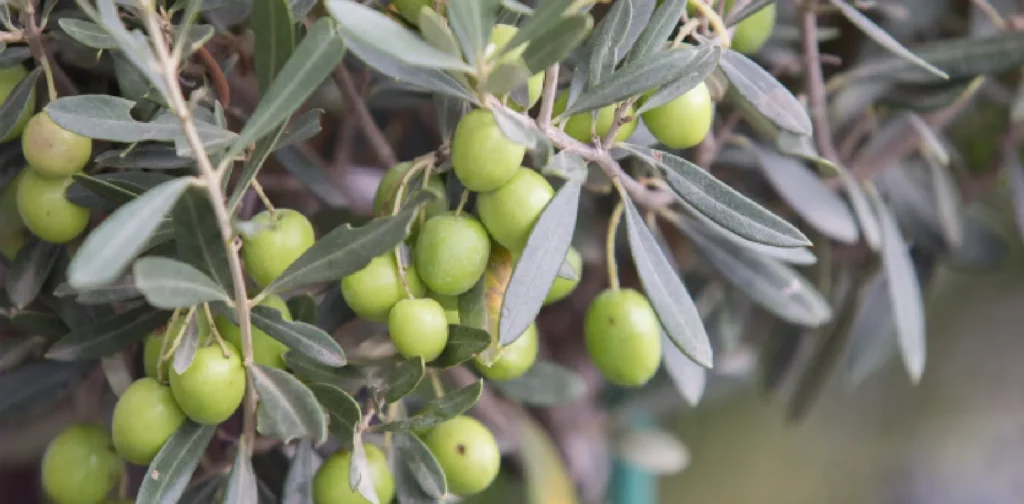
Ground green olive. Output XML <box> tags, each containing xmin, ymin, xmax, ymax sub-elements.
<box><xmin>41</xmin><ymin>424</ymin><xmax>123</xmax><ymax>504</ymax></box>
<box><xmin>429</xmin><ymin>290</ymin><xmax>461</xmax><ymax>324</ymax></box>
<box><xmin>241</xmin><ymin>208</ymin><xmax>316</xmax><ymax>288</ymax></box>
<box><xmin>0</xmin><ymin>64</ymin><xmax>34</xmax><ymax>143</ymax></box>
<box><xmin>16</xmin><ymin>168</ymin><xmax>90</xmax><ymax>244</ymax></box>
<box><xmin>216</xmin><ymin>294</ymin><xmax>291</xmax><ymax>369</ymax></box>
<box><xmin>341</xmin><ymin>254</ymin><xmax>427</xmax><ymax>323</ymax></box>
<box><xmin>168</xmin><ymin>345</ymin><xmax>246</xmax><ymax>425</ymax></box>
<box><xmin>544</xmin><ymin>246</ymin><xmax>583</xmax><ymax>305</ymax></box>
<box><xmin>423</xmin><ymin>415</ymin><xmax>501</xmax><ymax>495</ymax></box>
<box><xmin>391</xmin><ymin>0</ymin><xmax>435</xmax><ymax>26</ymax></box>
<box><xmin>474</xmin><ymin>322</ymin><xmax>538</xmax><ymax>381</ymax></box>
<box><xmin>552</xmin><ymin>92</ymin><xmax>637</xmax><ymax>144</ymax></box>
<box><xmin>640</xmin><ymin>81</ymin><xmax>713</xmax><ymax>149</ymax></box>
<box><xmin>111</xmin><ymin>378</ymin><xmax>187</xmax><ymax>465</ymax></box>
<box><xmin>727</xmin><ymin>0</ymin><xmax>775</xmax><ymax>55</ymax></box>
<box><xmin>389</xmin><ymin>298</ymin><xmax>449</xmax><ymax>361</ymax></box>
<box><xmin>414</xmin><ymin>212</ymin><xmax>491</xmax><ymax>296</ymax></box>
<box><xmin>313</xmin><ymin>443</ymin><xmax>395</xmax><ymax>504</ymax></box>
<box><xmin>22</xmin><ymin>112</ymin><xmax>92</xmax><ymax>178</ymax></box>
<box><xmin>373</xmin><ymin>162</ymin><xmax>448</xmax><ymax>218</ymax></box>
<box><xmin>450</xmin><ymin>109</ymin><xmax>525</xmax><ymax>192</ymax></box>
<box><xmin>488</xmin><ymin>24</ymin><xmax>546</xmax><ymax>110</ymax></box>
<box><xmin>583</xmin><ymin>288</ymin><xmax>662</xmax><ymax>387</ymax></box>
<box><xmin>476</xmin><ymin>167</ymin><xmax>554</xmax><ymax>253</ymax></box>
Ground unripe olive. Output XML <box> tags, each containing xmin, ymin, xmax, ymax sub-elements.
<box><xmin>41</xmin><ymin>424</ymin><xmax>123</xmax><ymax>504</ymax></box>
<box><xmin>111</xmin><ymin>378</ymin><xmax>187</xmax><ymax>465</ymax></box>
<box><xmin>489</xmin><ymin>24</ymin><xmax>546</xmax><ymax>110</ymax></box>
<box><xmin>544</xmin><ymin>246</ymin><xmax>583</xmax><ymax>305</ymax></box>
<box><xmin>451</xmin><ymin>109</ymin><xmax>525</xmax><ymax>192</ymax></box>
<box><xmin>423</xmin><ymin>415</ymin><xmax>501</xmax><ymax>495</ymax></box>
<box><xmin>414</xmin><ymin>212</ymin><xmax>491</xmax><ymax>296</ymax></box>
<box><xmin>392</xmin><ymin>0</ymin><xmax>435</xmax><ymax>26</ymax></box>
<box><xmin>216</xmin><ymin>294</ymin><xmax>290</xmax><ymax>369</ymax></box>
<box><xmin>389</xmin><ymin>298</ymin><xmax>449</xmax><ymax>361</ymax></box>
<box><xmin>583</xmin><ymin>288</ymin><xmax>662</xmax><ymax>387</ymax></box>
<box><xmin>552</xmin><ymin>92</ymin><xmax>638</xmax><ymax>144</ymax></box>
<box><xmin>429</xmin><ymin>290</ymin><xmax>461</xmax><ymax>324</ymax></box>
<box><xmin>476</xmin><ymin>168</ymin><xmax>554</xmax><ymax>253</ymax></box>
<box><xmin>16</xmin><ymin>169</ymin><xmax>90</xmax><ymax>244</ymax></box>
<box><xmin>373</xmin><ymin>162</ymin><xmax>448</xmax><ymax>218</ymax></box>
<box><xmin>0</xmin><ymin>64</ymin><xmax>34</xmax><ymax>143</ymax></box>
<box><xmin>22</xmin><ymin>112</ymin><xmax>92</xmax><ymax>178</ymax></box>
<box><xmin>341</xmin><ymin>254</ymin><xmax>427</xmax><ymax>323</ymax></box>
<box><xmin>640</xmin><ymin>81</ymin><xmax>714</xmax><ymax>149</ymax></box>
<box><xmin>313</xmin><ymin>444</ymin><xmax>395</xmax><ymax>504</ymax></box>
<box><xmin>144</xmin><ymin>313</ymin><xmax>212</xmax><ymax>382</ymax></box>
<box><xmin>474</xmin><ymin>322</ymin><xmax>538</xmax><ymax>381</ymax></box>
<box><xmin>168</xmin><ymin>345</ymin><xmax>246</xmax><ymax>425</ymax></box>
<box><xmin>241</xmin><ymin>209</ymin><xmax>316</xmax><ymax>288</ymax></box>
<box><xmin>727</xmin><ymin>0</ymin><xmax>776</xmax><ymax>55</ymax></box>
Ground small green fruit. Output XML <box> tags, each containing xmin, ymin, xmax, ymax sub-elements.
<box><xmin>242</xmin><ymin>209</ymin><xmax>316</xmax><ymax>288</ymax></box>
<box><xmin>414</xmin><ymin>212</ymin><xmax>491</xmax><ymax>296</ymax></box>
<box><xmin>144</xmin><ymin>313</ymin><xmax>212</xmax><ymax>382</ymax></box>
<box><xmin>16</xmin><ymin>169</ymin><xmax>90</xmax><ymax>244</ymax></box>
<box><xmin>475</xmin><ymin>322</ymin><xmax>538</xmax><ymax>381</ymax></box>
<box><xmin>640</xmin><ymin>81</ymin><xmax>713</xmax><ymax>149</ymax></box>
<box><xmin>0</xmin><ymin>64</ymin><xmax>34</xmax><ymax>143</ymax></box>
<box><xmin>423</xmin><ymin>415</ymin><xmax>501</xmax><ymax>495</ymax></box>
<box><xmin>553</xmin><ymin>92</ymin><xmax>638</xmax><ymax>144</ymax></box>
<box><xmin>584</xmin><ymin>288</ymin><xmax>662</xmax><ymax>387</ymax></box>
<box><xmin>391</xmin><ymin>0</ymin><xmax>434</xmax><ymax>26</ymax></box>
<box><xmin>41</xmin><ymin>424</ymin><xmax>123</xmax><ymax>504</ymax></box>
<box><xmin>429</xmin><ymin>290</ymin><xmax>461</xmax><ymax>324</ymax></box>
<box><xmin>169</xmin><ymin>345</ymin><xmax>246</xmax><ymax>425</ymax></box>
<box><xmin>313</xmin><ymin>444</ymin><xmax>395</xmax><ymax>504</ymax></box>
<box><xmin>451</xmin><ymin>109</ymin><xmax>525</xmax><ymax>192</ymax></box>
<box><xmin>373</xmin><ymin>162</ymin><xmax>448</xmax><ymax>218</ymax></box>
<box><xmin>544</xmin><ymin>246</ymin><xmax>583</xmax><ymax>305</ymax></box>
<box><xmin>111</xmin><ymin>378</ymin><xmax>187</xmax><ymax>465</ymax></box>
<box><xmin>22</xmin><ymin>112</ymin><xmax>92</xmax><ymax>178</ymax></box>
<box><xmin>727</xmin><ymin>0</ymin><xmax>775</xmax><ymax>55</ymax></box>
<box><xmin>389</xmin><ymin>298</ymin><xmax>449</xmax><ymax>361</ymax></box>
<box><xmin>476</xmin><ymin>167</ymin><xmax>554</xmax><ymax>253</ymax></box>
<box><xmin>488</xmin><ymin>24</ymin><xmax>546</xmax><ymax>110</ymax></box>
<box><xmin>216</xmin><ymin>294</ymin><xmax>291</xmax><ymax>369</ymax></box>
<box><xmin>342</xmin><ymin>254</ymin><xmax>427</xmax><ymax>322</ymax></box>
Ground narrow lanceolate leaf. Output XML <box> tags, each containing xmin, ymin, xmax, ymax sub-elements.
<box><xmin>287</xmin><ymin>294</ymin><xmax>318</xmax><ymax>326</ymax></box>
<box><xmin>46</xmin><ymin>305</ymin><xmax>169</xmax><ymax>361</ymax></box>
<box><xmin>373</xmin><ymin>380</ymin><xmax>483</xmax><ymax>432</ymax></box>
<box><xmin>282</xmin><ymin>439</ymin><xmax>320</xmax><ymax>504</ymax></box>
<box><xmin>92</xmin><ymin>0</ymin><xmax>170</xmax><ymax>101</ymax></box>
<box><xmin>275</xmin><ymin>109</ymin><xmax>325</xmax><ymax>151</ymax></box>
<box><xmin>923</xmin><ymin>156</ymin><xmax>963</xmax><ymax>248</ymax></box>
<box><xmin>350</xmin><ymin>435</ymin><xmax>380</xmax><ymax>504</ymax></box>
<box><xmin>55</xmin><ymin>275</ymin><xmax>142</xmax><ymax>304</ymax></box>
<box><xmin>252</xmin><ymin>365</ymin><xmax>329</xmax><ymax>444</ymax></box>
<box><xmin>0</xmin><ymin>66</ymin><xmax>39</xmax><ymax>140</ymax></box>
<box><xmin>492</xmin><ymin>361</ymin><xmax>586</xmax><ymax>406</ymax></box>
<box><xmin>384</xmin><ymin>357</ymin><xmax>425</xmax><ymax>404</ymax></box>
<box><xmin>835</xmin><ymin>165</ymin><xmax>882</xmax><ymax>250</ymax></box>
<box><xmin>624</xmin><ymin>145</ymin><xmax>809</xmax><ymax>247</ymax></box>
<box><xmin>719</xmin><ymin>49</ymin><xmax>812</xmax><ymax>136</ymax></box>
<box><xmin>0</xmin><ymin>361</ymin><xmax>96</xmax><ymax>422</ymax></box>
<box><xmin>662</xmin><ymin>333</ymin><xmax>705</xmax><ymax>406</ymax></box>
<box><xmin>393</xmin><ymin>432</ymin><xmax>448</xmax><ymax>498</ymax></box>
<box><xmin>344</xmin><ymin>36</ymin><xmax>478</xmax><ymax>102</ymax></box>
<box><xmin>222</xmin><ymin>439</ymin><xmax>258</xmax><ymax>504</ymax></box>
<box><xmin>136</xmin><ymin>423</ymin><xmax>216</xmax><ymax>504</ymax></box>
<box><xmin>868</xmin><ymin>190</ymin><xmax>926</xmax><ymax>383</ymax></box>
<box><xmin>45</xmin><ymin>95</ymin><xmax>234</xmax><ymax>146</ymax></box>
<box><xmin>326</xmin><ymin>0</ymin><xmax>472</xmax><ymax>72</ymax></box>
<box><xmin>627</xmin><ymin>0</ymin><xmax>686</xmax><ymax>63</ymax></box>
<box><xmin>68</xmin><ymin>177</ymin><xmax>191</xmax><ymax>290</ymax></box>
<box><xmin>251</xmin><ymin>305</ymin><xmax>346</xmax><ymax>367</ymax></box>
<box><xmin>420</xmin><ymin>9</ymin><xmax>462</xmax><ymax>57</ymax></box>
<box><xmin>586</xmin><ymin>0</ymin><xmax>635</xmax><ymax>88</ymax></box>
<box><xmin>251</xmin><ymin>0</ymin><xmax>296</xmax><ymax>93</ymax></box>
<box><xmin>635</xmin><ymin>44</ymin><xmax>722</xmax><ymax>115</ymax></box>
<box><xmin>433</xmin><ymin>325</ymin><xmax>491</xmax><ymax>368</ymax></box>
<box><xmin>174</xmin><ymin>188</ymin><xmax>232</xmax><ymax>291</ymax></box>
<box><xmin>133</xmin><ymin>257</ymin><xmax>231</xmax><ymax>309</ymax></box>
<box><xmin>0</xmin><ymin>336</ymin><xmax>48</xmax><ymax>373</ymax></box>
<box><xmin>264</xmin><ymin>196</ymin><xmax>431</xmax><ymax>294</ymax></box>
<box><xmin>500</xmin><ymin>181</ymin><xmax>581</xmax><ymax>346</ymax></box>
<box><xmin>502</xmin><ymin>0</ymin><xmax>574</xmax><ymax>50</ymax></box>
<box><xmin>6</xmin><ymin>239</ymin><xmax>60</xmax><ymax>309</ymax></box>
<box><xmin>58</xmin><ymin>18</ymin><xmax>118</xmax><ymax>49</ymax></box>
<box><xmin>751</xmin><ymin>146</ymin><xmax>859</xmax><ymax>244</ymax></box>
<box><xmin>284</xmin><ymin>351</ymin><xmax>365</xmax><ymax>390</ymax></box>
<box><xmin>172</xmin><ymin>315</ymin><xmax>200</xmax><ymax>375</ymax></box>
<box><xmin>225</xmin><ymin>17</ymin><xmax>346</xmax><ymax>162</ymax></box>
<box><xmin>622</xmin><ymin>197</ymin><xmax>713</xmax><ymax>368</ymax></box>
<box><xmin>227</xmin><ymin>126</ymin><xmax>289</xmax><ymax>214</ymax></box>
<box><xmin>829</xmin><ymin>0</ymin><xmax>946</xmax><ymax>80</ymax></box>
<box><xmin>520</xmin><ymin>14</ymin><xmax>592</xmax><ymax>75</ymax></box>
<box><xmin>308</xmin><ymin>382</ymin><xmax>361</xmax><ymax>442</ymax></box>
<box><xmin>847</xmin><ymin>30</ymin><xmax>1024</xmax><ymax>84</ymax></box>
<box><xmin>680</xmin><ymin>218</ymin><xmax>832</xmax><ymax>327</ymax></box>
<box><xmin>95</xmin><ymin>145</ymin><xmax>193</xmax><ymax>170</ymax></box>
<box><xmin>447</xmin><ymin>0</ymin><xmax>498</xmax><ymax>66</ymax></box>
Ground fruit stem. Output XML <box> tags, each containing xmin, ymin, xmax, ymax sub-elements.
<box><xmin>429</xmin><ymin>369</ymin><xmax>445</xmax><ymax>398</ymax></box>
<box><xmin>671</xmin><ymin>18</ymin><xmax>701</xmax><ymax>47</ymax></box>
<box><xmin>537</xmin><ymin>64</ymin><xmax>560</xmax><ymax>129</ymax></box>
<box><xmin>454</xmin><ymin>189</ymin><xmax>470</xmax><ymax>216</ymax></box>
<box><xmin>391</xmin><ymin>157</ymin><xmax>432</xmax><ymax>216</ymax></box>
<box><xmin>21</xmin><ymin>3</ymin><xmax>59</xmax><ymax>101</ymax></box>
<box><xmin>689</xmin><ymin>0</ymin><xmax>732</xmax><ymax>48</ymax></box>
<box><xmin>156</xmin><ymin>308</ymin><xmax>183</xmax><ymax>382</ymax></box>
<box><xmin>601</xmin><ymin>99</ymin><xmax>636</xmax><ymax>149</ymax></box>
<box><xmin>606</xmin><ymin>199</ymin><xmax>625</xmax><ymax>292</ymax></box>
<box><xmin>250</xmin><ymin>179</ymin><xmax>277</xmax><ymax>219</ymax></box>
<box><xmin>161</xmin><ymin>306</ymin><xmax>195</xmax><ymax>362</ymax></box>
<box><xmin>394</xmin><ymin>246</ymin><xmax>415</xmax><ymax>299</ymax></box>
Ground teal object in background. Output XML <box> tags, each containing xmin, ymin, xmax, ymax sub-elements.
<box><xmin>610</xmin><ymin>410</ymin><xmax>657</xmax><ymax>504</ymax></box>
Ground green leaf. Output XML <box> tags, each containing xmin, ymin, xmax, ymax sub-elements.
<box><xmin>448</xmin><ymin>0</ymin><xmax>499</xmax><ymax>66</ymax></box>
<box><xmin>252</xmin><ymin>364</ymin><xmax>330</xmax><ymax>444</ymax></box>
<box><xmin>222</xmin><ymin>439</ymin><xmax>258</xmax><ymax>504</ymax></box>
<box><xmin>251</xmin><ymin>305</ymin><xmax>346</xmax><ymax>367</ymax></box>
<box><xmin>94</xmin><ymin>144</ymin><xmax>193</xmax><ymax>170</ymax></box>
<box><xmin>180</xmin><ymin>476</ymin><xmax>225</xmax><ymax>504</ymax></box>
<box><xmin>586</xmin><ymin>0</ymin><xmax>635</xmax><ymax>87</ymax></box>
<box><xmin>58</xmin><ymin>18</ymin><xmax>118</xmax><ymax>49</ymax></box>
<box><xmin>623</xmin><ymin>145</ymin><xmax>810</xmax><ymax>248</ymax></box>
<box><xmin>846</xmin><ymin>30</ymin><xmax>1024</xmax><ymax>84</ymax></box>
<box><xmin>635</xmin><ymin>44</ymin><xmax>721</xmax><ymax>114</ymax></box>
<box><xmin>282</xmin><ymin>439</ymin><xmax>318</xmax><ymax>504</ymax></box>
<box><xmin>499</xmin><ymin>181</ymin><xmax>580</xmax><ymax>346</ymax></box>
<box><xmin>174</xmin><ymin>188</ymin><xmax>233</xmax><ymax>292</ymax></box>
<box><xmin>172</xmin><ymin>314</ymin><xmax>200</xmax><ymax>374</ymax></box>
<box><xmin>662</xmin><ymin>333</ymin><xmax>705</xmax><ymax>406</ymax></box>
<box><xmin>350</xmin><ymin>435</ymin><xmax>381</xmax><ymax>504</ymax></box>
<box><xmin>9</xmin><ymin>311</ymin><xmax>68</xmax><ymax>339</ymax></box>
<box><xmin>828</xmin><ymin>0</ymin><xmax>946</xmax><ymax>80</ymax></box>
<box><xmin>622</xmin><ymin>197</ymin><xmax>713</xmax><ymax>368</ymax></box>
<box><xmin>251</xmin><ymin>0</ymin><xmax>296</xmax><ymax>93</ymax></box>
<box><xmin>384</xmin><ymin>357</ymin><xmax>425</xmax><ymax>404</ymax></box>
<box><xmin>433</xmin><ymin>324</ymin><xmax>491</xmax><ymax>368</ymax></box>
<box><xmin>308</xmin><ymin>382</ymin><xmax>361</xmax><ymax>442</ymax></box>
<box><xmin>45</xmin><ymin>95</ymin><xmax>235</xmax><ymax>147</ymax></box>
<box><xmin>726</xmin><ymin>0</ymin><xmax>775</xmax><ymax>25</ymax></box>
<box><xmin>55</xmin><ymin>275</ymin><xmax>142</xmax><ymax>305</ymax></box>
<box><xmin>287</xmin><ymin>294</ymin><xmax>318</xmax><ymax>325</ymax></box>
<box><xmin>393</xmin><ymin>432</ymin><xmax>447</xmax><ymax>498</ymax></box>
<box><xmin>136</xmin><ymin>422</ymin><xmax>217</xmax><ymax>504</ymax></box>
<box><xmin>344</xmin><ymin>36</ymin><xmax>478</xmax><ymax>102</ymax></box>
<box><xmin>0</xmin><ymin>361</ymin><xmax>95</xmax><ymax>422</ymax></box>
<box><xmin>520</xmin><ymin>14</ymin><xmax>592</xmax><ymax>74</ymax></box>
<box><xmin>326</xmin><ymin>0</ymin><xmax>472</xmax><ymax>72</ymax></box>
<box><xmin>274</xmin><ymin>109</ymin><xmax>325</xmax><ymax>151</ymax></box>
<box><xmin>419</xmin><ymin>8</ymin><xmax>463</xmax><ymax>57</ymax></box>
<box><xmin>868</xmin><ymin>190</ymin><xmax>926</xmax><ymax>383</ymax></box>
<box><xmin>227</xmin><ymin>125</ymin><xmax>289</xmax><ymax>214</ymax></box>
<box><xmin>0</xmin><ymin>66</ymin><xmax>38</xmax><ymax>140</ymax></box>
<box><xmin>627</xmin><ymin>0</ymin><xmax>686</xmax><ymax>63</ymax></box>
<box><xmin>0</xmin><ymin>335</ymin><xmax>49</xmax><ymax>373</ymax></box>
<box><xmin>133</xmin><ymin>256</ymin><xmax>231</xmax><ymax>309</ymax></box>
<box><xmin>923</xmin><ymin>155</ymin><xmax>963</xmax><ymax>248</ymax></box>
<box><xmin>225</xmin><ymin>17</ymin><xmax>346</xmax><ymax>163</ymax></box>
<box><xmin>46</xmin><ymin>305</ymin><xmax>170</xmax><ymax>360</ymax></box>
<box><xmin>6</xmin><ymin>239</ymin><xmax>60</xmax><ymax>309</ymax></box>
<box><xmin>492</xmin><ymin>361</ymin><xmax>586</xmax><ymax>406</ymax></box>
<box><xmin>719</xmin><ymin>49</ymin><xmax>812</xmax><ymax>136</ymax></box>
<box><xmin>372</xmin><ymin>380</ymin><xmax>482</xmax><ymax>432</ymax></box>
<box><xmin>68</xmin><ymin>178</ymin><xmax>191</xmax><ymax>290</ymax></box>
<box><xmin>67</xmin><ymin>172</ymin><xmax>175</xmax><ymax>211</ymax></box>
<box><xmin>284</xmin><ymin>351</ymin><xmax>364</xmax><ymax>390</ymax></box>
<box><xmin>91</xmin><ymin>0</ymin><xmax>170</xmax><ymax>101</ymax></box>
<box><xmin>503</xmin><ymin>0</ymin><xmax>574</xmax><ymax>50</ymax></box>
<box><xmin>835</xmin><ymin>165</ymin><xmax>882</xmax><ymax>250</ymax></box>
<box><xmin>263</xmin><ymin>196</ymin><xmax>430</xmax><ymax>294</ymax></box>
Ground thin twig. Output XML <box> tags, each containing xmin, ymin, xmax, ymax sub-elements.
<box><xmin>332</xmin><ymin>64</ymin><xmax>399</xmax><ymax>167</ymax></box>
<box><xmin>799</xmin><ymin>3</ymin><xmax>841</xmax><ymax>164</ymax></box>
<box><xmin>196</xmin><ymin>46</ymin><xmax>231</xmax><ymax>108</ymax></box>
<box><xmin>22</xmin><ymin>3</ymin><xmax>74</xmax><ymax>99</ymax></box>
<box><xmin>537</xmin><ymin>64</ymin><xmax>560</xmax><ymax>129</ymax></box>
<box><xmin>969</xmin><ymin>0</ymin><xmax>1008</xmax><ymax>31</ymax></box>
<box><xmin>600</xmin><ymin>100</ymin><xmax>634</xmax><ymax>149</ymax></box>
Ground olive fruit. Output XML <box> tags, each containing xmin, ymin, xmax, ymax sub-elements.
<box><xmin>22</xmin><ymin>112</ymin><xmax>92</xmax><ymax>178</ymax></box>
<box><xmin>476</xmin><ymin>168</ymin><xmax>554</xmax><ymax>253</ymax></box>
<box><xmin>144</xmin><ymin>313</ymin><xmax>211</xmax><ymax>382</ymax></box>
<box><xmin>584</xmin><ymin>288</ymin><xmax>662</xmax><ymax>387</ymax></box>
<box><xmin>544</xmin><ymin>246</ymin><xmax>582</xmax><ymax>305</ymax></box>
<box><xmin>475</xmin><ymin>322</ymin><xmax>538</xmax><ymax>381</ymax></box>
<box><xmin>389</xmin><ymin>298</ymin><xmax>449</xmax><ymax>361</ymax></box>
<box><xmin>0</xmin><ymin>64</ymin><xmax>34</xmax><ymax>143</ymax></box>
<box><xmin>392</xmin><ymin>0</ymin><xmax>434</xmax><ymax>26</ymax></box>
<box><xmin>372</xmin><ymin>162</ymin><xmax>448</xmax><ymax>218</ymax></box>
<box><xmin>242</xmin><ymin>209</ymin><xmax>315</xmax><ymax>288</ymax></box>
<box><xmin>41</xmin><ymin>424</ymin><xmax>122</xmax><ymax>504</ymax></box>
<box><xmin>16</xmin><ymin>168</ymin><xmax>90</xmax><ymax>244</ymax></box>
<box><xmin>168</xmin><ymin>345</ymin><xmax>246</xmax><ymax>425</ymax></box>
<box><xmin>423</xmin><ymin>415</ymin><xmax>500</xmax><ymax>495</ymax></box>
<box><xmin>552</xmin><ymin>92</ymin><xmax>637</xmax><ymax>144</ymax></box>
<box><xmin>430</xmin><ymin>290</ymin><xmax>461</xmax><ymax>324</ymax></box>
<box><xmin>313</xmin><ymin>443</ymin><xmax>395</xmax><ymax>504</ymax></box>
<box><xmin>414</xmin><ymin>212</ymin><xmax>491</xmax><ymax>296</ymax></box>
<box><xmin>451</xmin><ymin>109</ymin><xmax>525</xmax><ymax>192</ymax></box>
<box><xmin>216</xmin><ymin>293</ymin><xmax>290</xmax><ymax>369</ymax></box>
<box><xmin>640</xmin><ymin>81</ymin><xmax>713</xmax><ymax>149</ymax></box>
<box><xmin>488</xmin><ymin>24</ymin><xmax>545</xmax><ymax>110</ymax></box>
<box><xmin>727</xmin><ymin>0</ymin><xmax>775</xmax><ymax>55</ymax></box>
<box><xmin>111</xmin><ymin>378</ymin><xmax>187</xmax><ymax>465</ymax></box>
<box><xmin>341</xmin><ymin>254</ymin><xmax>427</xmax><ymax>323</ymax></box>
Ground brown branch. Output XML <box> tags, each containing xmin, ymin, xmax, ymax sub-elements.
<box><xmin>22</xmin><ymin>6</ymin><xmax>76</xmax><ymax>97</ymax></box>
<box><xmin>332</xmin><ymin>64</ymin><xmax>399</xmax><ymax>167</ymax></box>
<box><xmin>196</xmin><ymin>46</ymin><xmax>230</xmax><ymax>108</ymax></box>
<box><xmin>799</xmin><ymin>3</ymin><xmax>841</xmax><ymax>164</ymax></box>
